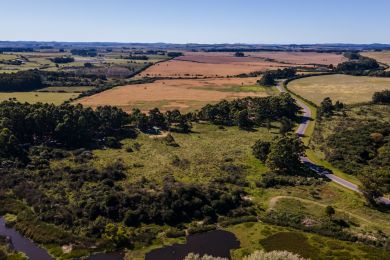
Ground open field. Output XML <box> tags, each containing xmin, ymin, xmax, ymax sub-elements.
<box><xmin>288</xmin><ymin>74</ymin><xmax>390</xmax><ymax>105</ymax></box>
<box><xmin>0</xmin><ymin>91</ymin><xmax>78</xmax><ymax>104</ymax></box>
<box><xmin>362</xmin><ymin>51</ymin><xmax>390</xmax><ymax>70</ymax></box>
<box><xmin>138</xmin><ymin>59</ymin><xmax>289</xmax><ymax>78</ymax></box>
<box><xmin>246</xmin><ymin>51</ymin><xmax>347</xmax><ymax>65</ymax></box>
<box><xmin>78</xmin><ymin>77</ymin><xmax>274</xmax><ymax>112</ymax></box>
<box><xmin>138</xmin><ymin>52</ymin><xmax>296</xmax><ymax>78</ymax></box>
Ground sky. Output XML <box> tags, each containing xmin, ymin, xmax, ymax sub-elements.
<box><xmin>1</xmin><ymin>0</ymin><xmax>390</xmax><ymax>44</ymax></box>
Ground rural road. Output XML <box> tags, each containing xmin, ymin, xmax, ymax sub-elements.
<box><xmin>276</xmin><ymin>83</ymin><xmax>390</xmax><ymax>205</ymax></box>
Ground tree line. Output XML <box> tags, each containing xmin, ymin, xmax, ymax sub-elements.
<box><xmin>0</xmin><ymin>70</ymin><xmax>43</xmax><ymax>91</ymax></box>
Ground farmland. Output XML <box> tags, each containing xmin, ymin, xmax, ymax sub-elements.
<box><xmin>138</xmin><ymin>51</ymin><xmax>311</xmax><ymax>78</ymax></box>
<box><xmin>246</xmin><ymin>51</ymin><xmax>347</xmax><ymax>65</ymax></box>
<box><xmin>79</xmin><ymin>77</ymin><xmax>274</xmax><ymax>112</ymax></box>
<box><xmin>288</xmin><ymin>74</ymin><xmax>390</xmax><ymax>105</ymax></box>
<box><xmin>1</xmin><ymin>42</ymin><xmax>390</xmax><ymax>260</ymax></box>
<box><xmin>0</xmin><ymin>91</ymin><xmax>78</xmax><ymax>104</ymax></box>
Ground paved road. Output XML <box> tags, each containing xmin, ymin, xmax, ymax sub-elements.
<box><xmin>276</xmin><ymin>84</ymin><xmax>390</xmax><ymax>205</ymax></box>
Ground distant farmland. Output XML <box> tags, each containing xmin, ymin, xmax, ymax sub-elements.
<box><xmin>288</xmin><ymin>74</ymin><xmax>390</xmax><ymax>105</ymax></box>
<box><xmin>138</xmin><ymin>52</ymin><xmax>293</xmax><ymax>78</ymax></box>
<box><xmin>138</xmin><ymin>51</ymin><xmax>347</xmax><ymax>78</ymax></box>
<box><xmin>78</xmin><ymin>77</ymin><xmax>273</xmax><ymax>112</ymax></box>
<box><xmin>246</xmin><ymin>51</ymin><xmax>347</xmax><ymax>65</ymax></box>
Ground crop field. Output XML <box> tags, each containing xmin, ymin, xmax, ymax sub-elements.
<box><xmin>78</xmin><ymin>77</ymin><xmax>274</xmax><ymax>112</ymax></box>
<box><xmin>288</xmin><ymin>74</ymin><xmax>390</xmax><ymax>104</ymax></box>
<box><xmin>362</xmin><ymin>51</ymin><xmax>390</xmax><ymax>71</ymax></box>
<box><xmin>138</xmin><ymin>52</ymin><xmax>294</xmax><ymax>78</ymax></box>
<box><xmin>0</xmin><ymin>91</ymin><xmax>78</xmax><ymax>104</ymax></box>
<box><xmin>246</xmin><ymin>51</ymin><xmax>347</xmax><ymax>65</ymax></box>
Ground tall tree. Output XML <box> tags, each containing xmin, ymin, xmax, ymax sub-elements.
<box><xmin>266</xmin><ymin>135</ymin><xmax>305</xmax><ymax>175</ymax></box>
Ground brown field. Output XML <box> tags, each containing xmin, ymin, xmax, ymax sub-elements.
<box><xmin>246</xmin><ymin>51</ymin><xmax>347</xmax><ymax>65</ymax></box>
<box><xmin>288</xmin><ymin>74</ymin><xmax>390</xmax><ymax>105</ymax></box>
<box><xmin>138</xmin><ymin>52</ymin><xmax>295</xmax><ymax>78</ymax></box>
<box><xmin>362</xmin><ymin>51</ymin><xmax>390</xmax><ymax>71</ymax></box>
<box><xmin>78</xmin><ymin>77</ymin><xmax>272</xmax><ymax>112</ymax></box>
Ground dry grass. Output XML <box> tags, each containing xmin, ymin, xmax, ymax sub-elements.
<box><xmin>245</xmin><ymin>51</ymin><xmax>347</xmax><ymax>65</ymax></box>
<box><xmin>288</xmin><ymin>74</ymin><xmax>390</xmax><ymax>105</ymax></box>
<box><xmin>362</xmin><ymin>51</ymin><xmax>390</xmax><ymax>71</ymax></box>
<box><xmin>78</xmin><ymin>77</ymin><xmax>272</xmax><ymax>112</ymax></box>
<box><xmin>138</xmin><ymin>52</ymin><xmax>293</xmax><ymax>78</ymax></box>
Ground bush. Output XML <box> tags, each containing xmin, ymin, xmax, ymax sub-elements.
<box><xmin>187</xmin><ymin>225</ymin><xmax>217</xmax><ymax>235</ymax></box>
<box><xmin>166</xmin><ymin>228</ymin><xmax>186</xmax><ymax>238</ymax></box>
<box><xmin>372</xmin><ymin>90</ymin><xmax>390</xmax><ymax>104</ymax></box>
<box><xmin>243</xmin><ymin>250</ymin><xmax>307</xmax><ymax>260</ymax></box>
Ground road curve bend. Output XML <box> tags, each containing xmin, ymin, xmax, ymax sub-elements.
<box><xmin>276</xmin><ymin>83</ymin><xmax>390</xmax><ymax>205</ymax></box>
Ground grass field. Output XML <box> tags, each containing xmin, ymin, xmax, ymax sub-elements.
<box><xmin>288</xmin><ymin>74</ymin><xmax>390</xmax><ymax>105</ymax></box>
<box><xmin>88</xmin><ymin>123</ymin><xmax>277</xmax><ymax>184</ymax></box>
<box><xmin>78</xmin><ymin>77</ymin><xmax>273</xmax><ymax>112</ymax></box>
<box><xmin>0</xmin><ymin>92</ymin><xmax>78</xmax><ymax>105</ymax></box>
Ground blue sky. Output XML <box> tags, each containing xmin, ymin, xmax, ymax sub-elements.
<box><xmin>1</xmin><ymin>0</ymin><xmax>389</xmax><ymax>44</ymax></box>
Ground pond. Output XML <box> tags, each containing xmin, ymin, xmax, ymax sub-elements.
<box><xmin>0</xmin><ymin>216</ymin><xmax>53</xmax><ymax>260</ymax></box>
<box><xmin>1</xmin><ymin>217</ymin><xmax>239</xmax><ymax>260</ymax></box>
<box><xmin>146</xmin><ymin>230</ymin><xmax>240</xmax><ymax>260</ymax></box>
<box><xmin>0</xmin><ymin>216</ymin><xmax>124</xmax><ymax>260</ymax></box>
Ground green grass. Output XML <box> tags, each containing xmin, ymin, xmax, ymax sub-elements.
<box><xmin>0</xmin><ymin>92</ymin><xmax>78</xmax><ymax>105</ymax></box>
<box><xmin>288</xmin><ymin>74</ymin><xmax>390</xmax><ymax>105</ymax></box>
<box><xmin>90</xmin><ymin>123</ymin><xmax>278</xmax><ymax>185</ymax></box>
<box><xmin>260</xmin><ymin>232</ymin><xmax>320</xmax><ymax>258</ymax></box>
<box><xmin>227</xmin><ymin>222</ymin><xmax>390</xmax><ymax>260</ymax></box>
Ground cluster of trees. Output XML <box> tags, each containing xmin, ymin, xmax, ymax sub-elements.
<box><xmin>167</xmin><ymin>52</ymin><xmax>183</xmax><ymax>58</ymax></box>
<box><xmin>0</xmin><ymin>101</ymin><xmax>130</xmax><ymax>160</ymax></box>
<box><xmin>0</xmin><ymin>70</ymin><xmax>43</xmax><ymax>91</ymax></box>
<box><xmin>336</xmin><ymin>57</ymin><xmax>380</xmax><ymax>74</ymax></box>
<box><xmin>198</xmin><ymin>93</ymin><xmax>300</xmax><ymax>128</ymax></box>
<box><xmin>318</xmin><ymin>97</ymin><xmax>344</xmax><ymax>118</ymax></box>
<box><xmin>0</xmin><ymin>47</ymin><xmax>33</xmax><ymax>52</ymax></box>
<box><xmin>71</xmin><ymin>49</ymin><xmax>98</xmax><ymax>57</ymax></box>
<box><xmin>258</xmin><ymin>68</ymin><xmax>297</xmax><ymax>86</ymax></box>
<box><xmin>358</xmin><ymin>167</ymin><xmax>389</xmax><ymax>206</ymax></box>
<box><xmin>253</xmin><ymin>135</ymin><xmax>306</xmax><ymax>175</ymax></box>
<box><xmin>130</xmin><ymin>108</ymin><xmax>192</xmax><ymax>133</ymax></box>
<box><xmin>0</xmin><ymin>155</ymin><xmax>251</xmax><ymax>241</ymax></box>
<box><xmin>372</xmin><ymin>90</ymin><xmax>390</xmax><ymax>104</ymax></box>
<box><xmin>40</xmin><ymin>70</ymin><xmax>106</xmax><ymax>87</ymax></box>
<box><xmin>50</xmin><ymin>56</ymin><xmax>75</xmax><ymax>63</ymax></box>
<box><xmin>123</xmin><ymin>55</ymin><xmax>149</xmax><ymax>60</ymax></box>
<box><xmin>323</xmin><ymin>120</ymin><xmax>389</xmax><ymax>175</ymax></box>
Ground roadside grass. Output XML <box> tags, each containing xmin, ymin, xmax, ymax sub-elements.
<box><xmin>283</xmin><ymin>80</ymin><xmax>360</xmax><ymax>185</ymax></box>
<box><xmin>0</xmin><ymin>92</ymin><xmax>78</xmax><ymax>105</ymax></box>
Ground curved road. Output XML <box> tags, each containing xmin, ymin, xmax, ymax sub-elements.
<box><xmin>276</xmin><ymin>83</ymin><xmax>390</xmax><ymax>205</ymax></box>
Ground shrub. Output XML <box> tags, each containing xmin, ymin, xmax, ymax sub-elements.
<box><xmin>243</xmin><ymin>250</ymin><xmax>307</xmax><ymax>260</ymax></box>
